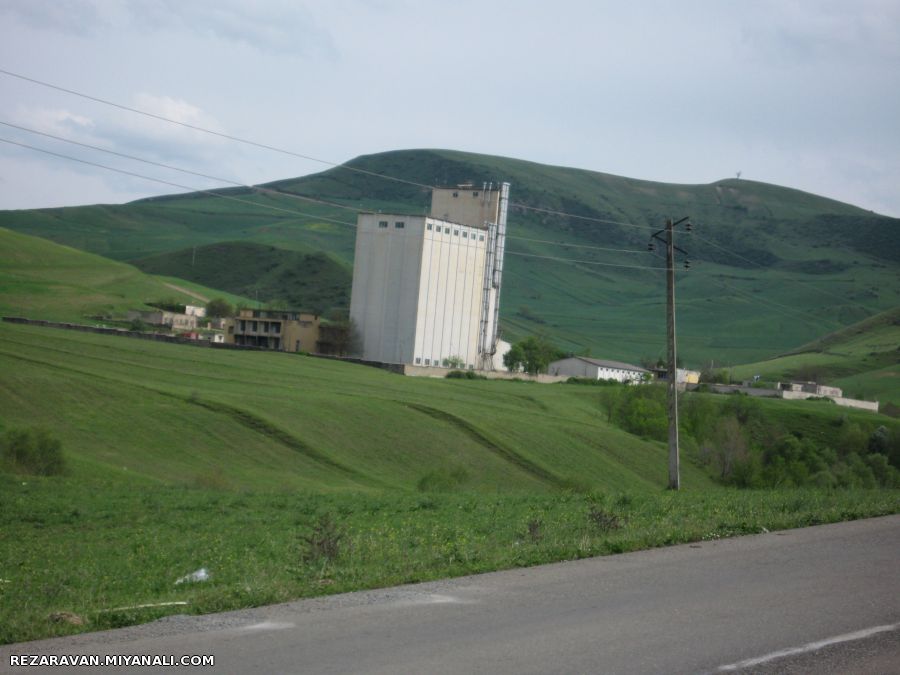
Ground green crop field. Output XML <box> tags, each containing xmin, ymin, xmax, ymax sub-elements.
<box><xmin>1</xmin><ymin>321</ymin><xmax>898</xmax><ymax>644</ymax></box>
<box><xmin>2</xmin><ymin>149</ymin><xmax>898</xmax><ymax>365</ymax></box>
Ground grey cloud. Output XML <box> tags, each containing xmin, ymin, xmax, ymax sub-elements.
<box><xmin>124</xmin><ymin>0</ymin><xmax>336</xmax><ymax>57</ymax></box>
<box><xmin>0</xmin><ymin>0</ymin><xmax>110</xmax><ymax>36</ymax></box>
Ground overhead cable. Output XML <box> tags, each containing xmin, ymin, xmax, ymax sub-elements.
<box><xmin>0</xmin><ymin>119</ymin><xmax>364</xmax><ymax>214</ymax></box>
<box><xmin>0</xmin><ymin>137</ymin><xmax>358</xmax><ymax>228</ymax></box>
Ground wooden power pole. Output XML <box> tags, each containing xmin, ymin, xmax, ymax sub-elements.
<box><xmin>650</xmin><ymin>217</ymin><xmax>691</xmax><ymax>490</ymax></box>
<box><xmin>665</xmin><ymin>219</ymin><xmax>679</xmax><ymax>490</ymax></box>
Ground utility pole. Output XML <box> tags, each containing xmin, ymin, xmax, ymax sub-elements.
<box><xmin>649</xmin><ymin>217</ymin><xmax>691</xmax><ymax>490</ymax></box>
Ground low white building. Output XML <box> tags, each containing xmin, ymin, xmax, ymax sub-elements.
<box><xmin>549</xmin><ymin>356</ymin><xmax>649</xmax><ymax>383</ymax></box>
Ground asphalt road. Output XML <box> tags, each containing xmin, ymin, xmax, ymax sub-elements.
<box><xmin>3</xmin><ymin>515</ymin><xmax>899</xmax><ymax>674</ymax></box>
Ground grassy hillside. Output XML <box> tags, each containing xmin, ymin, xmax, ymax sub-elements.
<box><xmin>0</xmin><ymin>227</ymin><xmax>249</xmax><ymax>322</ymax></box>
<box><xmin>1</xmin><ymin>321</ymin><xmax>897</xmax><ymax>645</ymax></box>
<box><xmin>731</xmin><ymin>307</ymin><xmax>900</xmax><ymax>403</ymax></box>
<box><xmin>133</xmin><ymin>241</ymin><xmax>351</xmax><ymax>315</ymax></box>
<box><xmin>0</xmin><ymin>321</ymin><xmax>714</xmax><ymax>493</ymax></box>
<box><xmin>1</xmin><ymin>149</ymin><xmax>898</xmax><ymax>364</ymax></box>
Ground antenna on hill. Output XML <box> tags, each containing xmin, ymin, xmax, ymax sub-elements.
<box><xmin>736</xmin><ymin>170</ymin><xmax>742</xmax><ymax>180</ymax></box>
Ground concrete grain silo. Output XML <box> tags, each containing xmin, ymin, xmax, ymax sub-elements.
<box><xmin>349</xmin><ymin>182</ymin><xmax>510</xmax><ymax>370</ymax></box>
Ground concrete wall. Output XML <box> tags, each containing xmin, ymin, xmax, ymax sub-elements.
<box><xmin>430</xmin><ymin>186</ymin><xmax>500</xmax><ymax>228</ymax></box>
<box><xmin>549</xmin><ymin>357</ymin><xmax>596</xmax><ymax>379</ymax></box>
<box><xmin>693</xmin><ymin>383</ymin><xmax>879</xmax><ymax>412</ymax></box>
<box><xmin>350</xmin><ymin>214</ymin><xmax>426</xmax><ymax>364</ymax></box>
<box><xmin>402</xmin><ymin>363</ymin><xmax>567</xmax><ymax>383</ymax></box>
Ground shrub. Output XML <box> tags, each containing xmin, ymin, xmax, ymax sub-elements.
<box><xmin>0</xmin><ymin>428</ymin><xmax>66</xmax><ymax>476</ymax></box>
<box><xmin>299</xmin><ymin>514</ymin><xmax>344</xmax><ymax>563</ymax></box>
<box><xmin>446</xmin><ymin>370</ymin><xmax>487</xmax><ymax>380</ymax></box>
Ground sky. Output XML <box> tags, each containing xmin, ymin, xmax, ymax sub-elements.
<box><xmin>0</xmin><ymin>0</ymin><xmax>898</xmax><ymax>216</ymax></box>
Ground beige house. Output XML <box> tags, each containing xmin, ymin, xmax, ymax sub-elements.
<box><xmin>224</xmin><ymin>309</ymin><xmax>320</xmax><ymax>352</ymax></box>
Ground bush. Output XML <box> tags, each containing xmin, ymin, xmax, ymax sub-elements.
<box><xmin>446</xmin><ymin>370</ymin><xmax>487</xmax><ymax>380</ymax></box>
<box><xmin>1</xmin><ymin>428</ymin><xmax>66</xmax><ymax>476</ymax></box>
<box><xmin>299</xmin><ymin>514</ymin><xmax>344</xmax><ymax>563</ymax></box>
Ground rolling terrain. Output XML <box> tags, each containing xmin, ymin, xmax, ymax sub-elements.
<box><xmin>0</xmin><ymin>320</ymin><xmax>712</xmax><ymax>492</ymax></box>
<box><xmin>1</xmin><ymin>149</ymin><xmax>897</xmax><ymax>366</ymax></box>
<box><xmin>731</xmin><ymin>307</ymin><xmax>900</xmax><ymax>404</ymax></box>
<box><xmin>132</xmin><ymin>241</ymin><xmax>351</xmax><ymax>315</ymax></box>
<box><xmin>0</xmin><ymin>227</ymin><xmax>248</xmax><ymax>322</ymax></box>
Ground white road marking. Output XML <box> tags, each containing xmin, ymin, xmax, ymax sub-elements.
<box><xmin>717</xmin><ymin>622</ymin><xmax>899</xmax><ymax>671</ymax></box>
<box><xmin>242</xmin><ymin>621</ymin><xmax>295</xmax><ymax>631</ymax></box>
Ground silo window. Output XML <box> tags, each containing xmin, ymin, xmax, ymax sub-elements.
<box><xmin>415</xmin><ymin>357</ymin><xmax>421</xmax><ymax>364</ymax></box>
<box><xmin>445</xmin><ymin>227</ymin><xmax>451</xmax><ymax>234</ymax></box>
<box><xmin>426</xmin><ymin>223</ymin><xmax>433</xmax><ymax>230</ymax></box>
<box><xmin>473</xmin><ymin>191</ymin><xmax>479</xmax><ymax>197</ymax></box>
<box><xmin>462</xmin><ymin>232</ymin><xmax>468</xmax><ymax>239</ymax></box>
<box><xmin>479</xmin><ymin>234</ymin><xmax>485</xmax><ymax>241</ymax></box>
<box><xmin>452</xmin><ymin>191</ymin><xmax>459</xmax><ymax>197</ymax></box>
<box><xmin>425</xmin><ymin>358</ymin><xmax>431</xmax><ymax>365</ymax></box>
<box><xmin>378</xmin><ymin>221</ymin><xmax>388</xmax><ymax>228</ymax></box>
<box><xmin>395</xmin><ymin>221</ymin><xmax>405</xmax><ymax>229</ymax></box>
<box><xmin>453</xmin><ymin>230</ymin><xmax>459</xmax><ymax>236</ymax></box>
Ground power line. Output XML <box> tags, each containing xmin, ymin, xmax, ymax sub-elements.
<box><xmin>1</xmin><ymin>134</ymin><xmax>858</xmax><ymax>356</ymax></box>
<box><xmin>509</xmin><ymin>202</ymin><xmax>660</xmax><ymax>231</ymax></box>
<box><xmin>0</xmin><ymin>67</ymin><xmax>433</xmax><ymax>191</ymax></box>
<box><xmin>0</xmin><ymin>67</ymin><xmax>662</xmax><ymax>234</ymax></box>
<box><xmin>0</xmin><ymin>137</ymin><xmax>358</xmax><ymax>228</ymax></box>
<box><xmin>0</xmin><ymin>119</ymin><xmax>365</xmax><ymax>215</ymax></box>
<box><xmin>506</xmin><ymin>250</ymin><xmax>679</xmax><ymax>272</ymax></box>
<box><xmin>3</xmin><ymin>67</ymin><xmax>889</xmax><ymax>321</ymax></box>
<box><xmin>3</xmin><ymin>119</ymin><xmax>658</xmax><ymax>258</ymax></box>
<box><xmin>505</xmin><ymin>234</ymin><xmax>646</xmax><ymax>254</ymax></box>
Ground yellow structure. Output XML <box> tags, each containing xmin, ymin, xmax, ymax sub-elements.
<box><xmin>224</xmin><ymin>309</ymin><xmax>320</xmax><ymax>352</ymax></box>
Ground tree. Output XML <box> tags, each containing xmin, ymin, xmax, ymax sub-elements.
<box><xmin>504</xmin><ymin>335</ymin><xmax>563</xmax><ymax>375</ymax></box>
<box><xmin>206</xmin><ymin>298</ymin><xmax>234</xmax><ymax>318</ymax></box>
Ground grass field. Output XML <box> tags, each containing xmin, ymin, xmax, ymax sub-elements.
<box><xmin>1</xmin><ymin>321</ymin><xmax>898</xmax><ymax>644</ymax></box>
<box><xmin>0</xmin><ymin>227</ymin><xmax>249</xmax><ymax>323</ymax></box>
<box><xmin>730</xmin><ymin>307</ymin><xmax>900</xmax><ymax>403</ymax></box>
<box><xmin>2</xmin><ymin>475</ymin><xmax>896</xmax><ymax>645</ymax></box>
<box><xmin>0</xmin><ymin>321</ymin><xmax>711</xmax><ymax>492</ymax></box>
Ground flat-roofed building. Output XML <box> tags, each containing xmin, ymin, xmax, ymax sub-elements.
<box><xmin>224</xmin><ymin>308</ymin><xmax>319</xmax><ymax>352</ymax></box>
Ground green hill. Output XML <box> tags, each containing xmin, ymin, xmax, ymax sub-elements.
<box><xmin>132</xmin><ymin>241</ymin><xmax>351</xmax><ymax>315</ymax></box>
<box><xmin>0</xmin><ymin>320</ymin><xmax>711</xmax><ymax>492</ymax></box>
<box><xmin>1</xmin><ymin>149</ymin><xmax>898</xmax><ymax>364</ymax></box>
<box><xmin>731</xmin><ymin>307</ymin><xmax>900</xmax><ymax>403</ymax></box>
<box><xmin>0</xmin><ymin>227</ymin><xmax>248</xmax><ymax>322</ymax></box>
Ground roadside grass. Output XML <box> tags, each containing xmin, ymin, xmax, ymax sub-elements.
<box><xmin>1</xmin><ymin>322</ymin><xmax>898</xmax><ymax>645</ymax></box>
<box><xmin>1</xmin><ymin>473</ymin><xmax>897</xmax><ymax>645</ymax></box>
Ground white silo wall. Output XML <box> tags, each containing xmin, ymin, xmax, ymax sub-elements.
<box><xmin>414</xmin><ymin>220</ymin><xmax>488</xmax><ymax>368</ymax></box>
